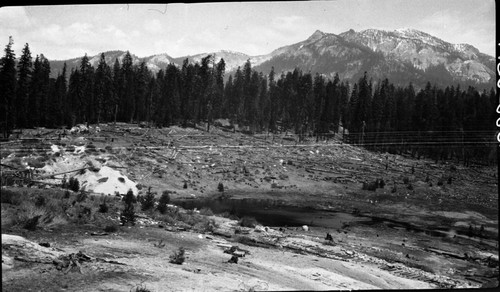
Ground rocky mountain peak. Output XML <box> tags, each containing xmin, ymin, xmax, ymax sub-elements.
<box><xmin>307</xmin><ymin>30</ymin><xmax>326</xmax><ymax>41</ymax></box>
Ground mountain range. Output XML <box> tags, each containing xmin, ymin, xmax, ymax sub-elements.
<box><xmin>48</xmin><ymin>28</ymin><xmax>496</xmax><ymax>89</ymax></box>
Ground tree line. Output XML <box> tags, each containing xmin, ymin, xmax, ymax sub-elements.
<box><xmin>1</xmin><ymin>38</ymin><xmax>497</xmax><ymax>165</ymax></box>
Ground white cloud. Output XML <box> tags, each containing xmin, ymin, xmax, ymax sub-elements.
<box><xmin>271</xmin><ymin>15</ymin><xmax>306</xmax><ymax>32</ymax></box>
<box><xmin>144</xmin><ymin>19</ymin><xmax>162</xmax><ymax>34</ymax></box>
<box><xmin>0</xmin><ymin>7</ymin><xmax>32</xmax><ymax>29</ymax></box>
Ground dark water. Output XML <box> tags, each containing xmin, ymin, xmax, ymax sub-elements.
<box><xmin>174</xmin><ymin>197</ymin><xmax>463</xmax><ymax>240</ymax></box>
<box><xmin>174</xmin><ymin>197</ymin><xmax>369</xmax><ymax>229</ymax></box>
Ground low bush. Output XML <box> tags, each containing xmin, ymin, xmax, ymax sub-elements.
<box><xmin>76</xmin><ymin>191</ymin><xmax>87</xmax><ymax>202</ymax></box>
<box><xmin>362</xmin><ymin>181</ymin><xmax>378</xmax><ymax>191</ymax></box>
<box><xmin>402</xmin><ymin>177</ymin><xmax>410</xmax><ymax>184</ymax></box>
<box><xmin>199</xmin><ymin>207</ymin><xmax>214</xmax><ymax>216</ymax></box>
<box><xmin>68</xmin><ymin>177</ymin><xmax>80</xmax><ymax>192</ymax></box>
<box><xmin>98</xmin><ymin>198</ymin><xmax>109</xmax><ymax>213</ymax></box>
<box><xmin>218</xmin><ymin>182</ymin><xmax>224</xmax><ymax>192</ymax></box>
<box><xmin>14</xmin><ymin>200</ymin><xmax>66</xmax><ymax>230</ymax></box>
<box><xmin>131</xmin><ymin>284</ymin><xmax>152</xmax><ymax>292</ymax></box>
<box><xmin>169</xmin><ymin>247</ymin><xmax>185</xmax><ymax>265</ymax></box>
<box><xmin>193</xmin><ymin>217</ymin><xmax>217</xmax><ymax>233</ymax></box>
<box><xmin>74</xmin><ymin>205</ymin><xmax>93</xmax><ymax>224</ymax></box>
<box><xmin>1</xmin><ymin>189</ymin><xmax>25</xmax><ymax>205</ymax></box>
<box><xmin>103</xmin><ymin>224</ymin><xmax>118</xmax><ymax>233</ymax></box>
<box><xmin>34</xmin><ymin>194</ymin><xmax>46</xmax><ymax>207</ymax></box>
<box><xmin>239</xmin><ymin>216</ymin><xmax>258</xmax><ymax>228</ymax></box>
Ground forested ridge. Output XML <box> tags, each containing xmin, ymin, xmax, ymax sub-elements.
<box><xmin>1</xmin><ymin>38</ymin><xmax>497</xmax><ymax>165</ymax></box>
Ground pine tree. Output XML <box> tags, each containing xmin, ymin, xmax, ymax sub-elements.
<box><xmin>67</xmin><ymin>68</ymin><xmax>81</xmax><ymax>126</ymax></box>
<box><xmin>94</xmin><ymin>53</ymin><xmax>113</xmax><ymax>124</ymax></box>
<box><xmin>121</xmin><ymin>51</ymin><xmax>135</xmax><ymax>122</ymax></box>
<box><xmin>267</xmin><ymin>67</ymin><xmax>278</xmax><ymax>133</ymax></box>
<box><xmin>16</xmin><ymin>43</ymin><xmax>32</xmax><ymax>129</ymax></box>
<box><xmin>111</xmin><ymin>58</ymin><xmax>122</xmax><ymax>124</ymax></box>
<box><xmin>79</xmin><ymin>54</ymin><xmax>94</xmax><ymax>123</ymax></box>
<box><xmin>54</xmin><ymin>63</ymin><xmax>68</xmax><ymax>126</ymax></box>
<box><xmin>0</xmin><ymin>36</ymin><xmax>17</xmax><ymax>135</ymax></box>
<box><xmin>134</xmin><ymin>61</ymin><xmax>150</xmax><ymax>122</ymax></box>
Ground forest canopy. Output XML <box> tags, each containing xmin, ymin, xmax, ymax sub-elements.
<box><xmin>1</xmin><ymin>38</ymin><xmax>497</xmax><ymax>165</ymax></box>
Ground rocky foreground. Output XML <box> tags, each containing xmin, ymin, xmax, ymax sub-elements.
<box><xmin>1</xmin><ymin>123</ymin><xmax>498</xmax><ymax>291</ymax></box>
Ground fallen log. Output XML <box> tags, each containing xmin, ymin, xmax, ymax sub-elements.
<box><xmin>37</xmin><ymin>167</ymin><xmax>90</xmax><ymax>179</ymax></box>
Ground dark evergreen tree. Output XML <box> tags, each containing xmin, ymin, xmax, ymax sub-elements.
<box><xmin>54</xmin><ymin>63</ymin><xmax>68</xmax><ymax>126</ymax></box>
<box><xmin>94</xmin><ymin>53</ymin><xmax>113</xmax><ymax>124</ymax></box>
<box><xmin>0</xmin><ymin>36</ymin><xmax>17</xmax><ymax>135</ymax></box>
<box><xmin>16</xmin><ymin>43</ymin><xmax>32</xmax><ymax>129</ymax></box>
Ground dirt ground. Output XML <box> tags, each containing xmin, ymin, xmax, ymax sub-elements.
<box><xmin>1</xmin><ymin>122</ymin><xmax>498</xmax><ymax>291</ymax></box>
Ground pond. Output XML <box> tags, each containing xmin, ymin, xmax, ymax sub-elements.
<box><xmin>174</xmin><ymin>196</ymin><xmax>467</xmax><ymax>241</ymax></box>
<box><xmin>174</xmin><ymin>197</ymin><xmax>370</xmax><ymax>229</ymax></box>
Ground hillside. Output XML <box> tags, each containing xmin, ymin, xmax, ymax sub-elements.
<box><xmin>47</xmin><ymin>28</ymin><xmax>495</xmax><ymax>89</ymax></box>
<box><xmin>1</xmin><ymin>122</ymin><xmax>498</xmax><ymax>290</ymax></box>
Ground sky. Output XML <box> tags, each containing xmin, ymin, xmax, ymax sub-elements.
<box><xmin>0</xmin><ymin>0</ymin><xmax>496</xmax><ymax>60</ymax></box>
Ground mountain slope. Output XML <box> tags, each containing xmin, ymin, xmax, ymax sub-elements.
<box><xmin>251</xmin><ymin>29</ymin><xmax>494</xmax><ymax>88</ymax></box>
<box><xmin>47</xmin><ymin>28</ymin><xmax>495</xmax><ymax>89</ymax></box>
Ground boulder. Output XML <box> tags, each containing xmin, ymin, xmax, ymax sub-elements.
<box><xmin>2</xmin><ymin>234</ymin><xmax>63</xmax><ymax>266</ymax></box>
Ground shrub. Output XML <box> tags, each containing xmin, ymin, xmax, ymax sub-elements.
<box><xmin>407</xmin><ymin>183</ymin><xmax>414</xmax><ymax>190</ymax></box>
<box><xmin>141</xmin><ymin>187</ymin><xmax>156</xmax><ymax>211</ymax></box>
<box><xmin>169</xmin><ymin>247</ymin><xmax>185</xmax><ymax>265</ymax></box>
<box><xmin>1</xmin><ymin>189</ymin><xmax>24</xmax><ymax>205</ymax></box>
<box><xmin>437</xmin><ymin>179</ymin><xmax>444</xmax><ymax>186</ymax></box>
<box><xmin>34</xmin><ymin>194</ymin><xmax>46</xmax><ymax>207</ymax></box>
<box><xmin>447</xmin><ymin>176</ymin><xmax>453</xmax><ymax>184</ymax></box>
<box><xmin>120</xmin><ymin>205</ymin><xmax>136</xmax><ymax>226</ymax></box>
<box><xmin>76</xmin><ymin>191</ymin><xmax>87</xmax><ymax>202</ymax></box>
<box><xmin>15</xmin><ymin>201</ymin><xmax>57</xmax><ymax>230</ymax></box>
<box><xmin>193</xmin><ymin>217</ymin><xmax>217</xmax><ymax>233</ymax></box>
<box><xmin>157</xmin><ymin>191</ymin><xmax>171</xmax><ymax>214</ymax></box>
<box><xmin>104</xmin><ymin>224</ymin><xmax>118</xmax><ymax>233</ymax></box>
<box><xmin>378</xmin><ymin>179</ymin><xmax>385</xmax><ymax>188</ymax></box>
<box><xmin>120</xmin><ymin>189</ymin><xmax>136</xmax><ymax>225</ymax></box>
<box><xmin>239</xmin><ymin>216</ymin><xmax>258</xmax><ymax>228</ymax></box>
<box><xmin>23</xmin><ymin>215</ymin><xmax>41</xmax><ymax>231</ymax></box>
<box><xmin>362</xmin><ymin>181</ymin><xmax>378</xmax><ymax>191</ymax></box>
<box><xmin>123</xmin><ymin>189</ymin><xmax>137</xmax><ymax>205</ymax></box>
<box><xmin>183</xmin><ymin>181</ymin><xmax>188</xmax><ymax>189</ymax></box>
<box><xmin>131</xmin><ymin>284</ymin><xmax>152</xmax><ymax>292</ymax></box>
<box><xmin>68</xmin><ymin>177</ymin><xmax>80</xmax><ymax>192</ymax></box>
<box><xmin>403</xmin><ymin>177</ymin><xmax>410</xmax><ymax>184</ymax></box>
<box><xmin>199</xmin><ymin>207</ymin><xmax>214</xmax><ymax>216</ymax></box>
<box><xmin>98</xmin><ymin>198</ymin><xmax>109</xmax><ymax>213</ymax></box>
<box><xmin>218</xmin><ymin>182</ymin><xmax>224</xmax><ymax>192</ymax></box>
